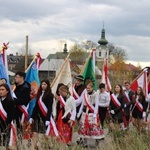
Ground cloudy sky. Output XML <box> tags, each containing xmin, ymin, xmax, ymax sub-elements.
<box><xmin>0</xmin><ymin>0</ymin><xmax>150</xmax><ymax>68</ymax></box>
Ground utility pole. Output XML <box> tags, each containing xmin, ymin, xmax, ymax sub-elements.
<box><xmin>25</xmin><ymin>35</ymin><xmax>28</xmax><ymax>71</ymax></box>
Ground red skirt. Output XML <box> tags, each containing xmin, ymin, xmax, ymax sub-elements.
<box><xmin>56</xmin><ymin>109</ymin><xmax>73</xmax><ymax>143</ymax></box>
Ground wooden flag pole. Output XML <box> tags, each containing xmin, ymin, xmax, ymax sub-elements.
<box><xmin>12</xmin><ymin>54</ymin><xmax>37</xmax><ymax>92</ymax></box>
<box><xmin>25</xmin><ymin>55</ymin><xmax>37</xmax><ymax>73</ymax></box>
<box><xmin>25</xmin><ymin>53</ymin><xmax>41</xmax><ymax>73</ymax></box>
<box><xmin>50</xmin><ymin>53</ymin><xmax>70</xmax><ymax>88</ymax></box>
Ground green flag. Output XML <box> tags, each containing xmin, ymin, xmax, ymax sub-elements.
<box><xmin>81</xmin><ymin>50</ymin><xmax>97</xmax><ymax>90</ymax></box>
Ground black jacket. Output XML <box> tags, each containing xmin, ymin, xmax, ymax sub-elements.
<box><xmin>132</xmin><ymin>95</ymin><xmax>147</xmax><ymax>119</ymax></box>
<box><xmin>31</xmin><ymin>93</ymin><xmax>54</xmax><ymax>123</ymax></box>
<box><xmin>124</xmin><ymin>90</ymin><xmax>135</xmax><ymax>116</ymax></box>
<box><xmin>14</xmin><ymin>81</ymin><xmax>30</xmax><ymax>119</ymax></box>
<box><xmin>110</xmin><ymin>94</ymin><xmax>125</xmax><ymax>120</ymax></box>
<box><xmin>0</xmin><ymin>98</ymin><xmax>15</xmax><ymax>132</ymax></box>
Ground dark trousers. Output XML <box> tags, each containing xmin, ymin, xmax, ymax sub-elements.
<box><xmin>98</xmin><ymin>107</ymin><xmax>108</xmax><ymax>129</ymax></box>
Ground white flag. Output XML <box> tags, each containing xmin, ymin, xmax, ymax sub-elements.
<box><xmin>51</xmin><ymin>58</ymin><xmax>72</xmax><ymax>95</ymax></box>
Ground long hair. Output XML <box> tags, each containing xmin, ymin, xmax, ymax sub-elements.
<box><xmin>0</xmin><ymin>84</ymin><xmax>12</xmax><ymax>100</ymax></box>
<box><xmin>135</xmin><ymin>86</ymin><xmax>144</xmax><ymax>103</ymax></box>
<box><xmin>56</xmin><ymin>83</ymin><xmax>64</xmax><ymax>96</ymax></box>
<box><xmin>114</xmin><ymin>84</ymin><xmax>124</xmax><ymax>99</ymax></box>
<box><xmin>36</xmin><ymin>79</ymin><xmax>53</xmax><ymax>100</ymax></box>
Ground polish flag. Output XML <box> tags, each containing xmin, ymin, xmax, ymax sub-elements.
<box><xmin>101</xmin><ymin>58</ymin><xmax>111</xmax><ymax>92</ymax></box>
<box><xmin>130</xmin><ymin>68</ymin><xmax>148</xmax><ymax>97</ymax></box>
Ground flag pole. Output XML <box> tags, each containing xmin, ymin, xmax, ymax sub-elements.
<box><xmin>12</xmin><ymin>54</ymin><xmax>37</xmax><ymax>92</ymax></box>
<box><xmin>25</xmin><ymin>55</ymin><xmax>37</xmax><ymax>73</ymax></box>
<box><xmin>100</xmin><ymin>58</ymin><xmax>105</xmax><ymax>83</ymax></box>
<box><xmin>80</xmin><ymin>49</ymin><xmax>93</xmax><ymax>74</ymax></box>
<box><xmin>50</xmin><ymin>53</ymin><xmax>70</xmax><ymax>88</ymax></box>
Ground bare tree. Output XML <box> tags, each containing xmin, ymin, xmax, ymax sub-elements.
<box><xmin>18</xmin><ymin>45</ymin><xmax>33</xmax><ymax>56</ymax></box>
<box><xmin>112</xmin><ymin>47</ymin><xmax>127</xmax><ymax>62</ymax></box>
<box><xmin>69</xmin><ymin>44</ymin><xmax>87</xmax><ymax>64</ymax></box>
<box><xmin>107</xmin><ymin>43</ymin><xmax>127</xmax><ymax>61</ymax></box>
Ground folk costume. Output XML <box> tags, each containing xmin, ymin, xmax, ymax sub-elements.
<box><xmin>77</xmin><ymin>91</ymin><xmax>104</xmax><ymax>139</ymax></box>
<box><xmin>73</xmin><ymin>83</ymin><xmax>86</xmax><ymax>103</ymax></box>
<box><xmin>73</xmin><ymin>75</ymin><xmax>86</xmax><ymax>113</ymax></box>
<box><xmin>56</xmin><ymin>95</ymin><xmax>76</xmax><ymax>144</ymax></box>
<box><xmin>72</xmin><ymin>75</ymin><xmax>86</xmax><ymax>145</ymax></box>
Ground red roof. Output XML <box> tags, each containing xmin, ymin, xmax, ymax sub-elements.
<box><xmin>109</xmin><ymin>62</ymin><xmax>140</xmax><ymax>71</ymax></box>
<box><xmin>125</xmin><ymin>63</ymin><xmax>139</xmax><ymax>71</ymax></box>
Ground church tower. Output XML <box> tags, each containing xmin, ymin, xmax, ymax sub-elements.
<box><xmin>96</xmin><ymin>24</ymin><xmax>109</xmax><ymax>61</ymax></box>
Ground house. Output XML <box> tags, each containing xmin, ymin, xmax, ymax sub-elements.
<box><xmin>109</xmin><ymin>62</ymin><xmax>141</xmax><ymax>85</ymax></box>
<box><xmin>7</xmin><ymin>53</ymin><xmax>34</xmax><ymax>73</ymax></box>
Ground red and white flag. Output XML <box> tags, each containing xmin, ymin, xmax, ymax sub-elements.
<box><xmin>101</xmin><ymin>58</ymin><xmax>111</xmax><ymax>92</ymax></box>
<box><xmin>130</xmin><ymin>68</ymin><xmax>148</xmax><ymax>97</ymax></box>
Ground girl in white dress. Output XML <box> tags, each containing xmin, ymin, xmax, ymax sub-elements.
<box><xmin>77</xmin><ymin>82</ymin><xmax>104</xmax><ymax>148</ymax></box>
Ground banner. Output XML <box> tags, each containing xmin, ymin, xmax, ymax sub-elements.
<box><xmin>0</xmin><ymin>54</ymin><xmax>9</xmax><ymax>84</ymax></box>
<box><xmin>101</xmin><ymin>58</ymin><xmax>111</xmax><ymax>91</ymax></box>
<box><xmin>81</xmin><ymin>49</ymin><xmax>97</xmax><ymax>90</ymax></box>
<box><xmin>25</xmin><ymin>53</ymin><xmax>41</xmax><ymax>119</ymax></box>
<box><xmin>51</xmin><ymin>56</ymin><xmax>72</xmax><ymax>95</ymax></box>
<box><xmin>130</xmin><ymin>68</ymin><xmax>148</xmax><ymax>97</ymax></box>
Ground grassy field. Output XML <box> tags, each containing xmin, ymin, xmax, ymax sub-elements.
<box><xmin>1</xmin><ymin>127</ymin><xmax>150</xmax><ymax>150</ymax></box>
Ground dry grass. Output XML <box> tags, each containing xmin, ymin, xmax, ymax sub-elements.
<box><xmin>0</xmin><ymin>127</ymin><xmax>150</xmax><ymax>150</ymax></box>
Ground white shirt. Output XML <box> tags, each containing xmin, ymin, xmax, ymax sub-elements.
<box><xmin>98</xmin><ymin>91</ymin><xmax>110</xmax><ymax>107</ymax></box>
<box><xmin>75</xmin><ymin>89</ymin><xmax>87</xmax><ymax>107</ymax></box>
<box><xmin>125</xmin><ymin>89</ymin><xmax>130</xmax><ymax>94</ymax></box>
<box><xmin>77</xmin><ymin>90</ymin><xmax>98</xmax><ymax>117</ymax></box>
<box><xmin>62</xmin><ymin>95</ymin><xmax>76</xmax><ymax>121</ymax></box>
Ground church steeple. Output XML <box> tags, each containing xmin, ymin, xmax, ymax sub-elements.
<box><xmin>98</xmin><ymin>23</ymin><xmax>108</xmax><ymax>45</ymax></box>
<box><xmin>63</xmin><ymin>43</ymin><xmax>68</xmax><ymax>53</ymax></box>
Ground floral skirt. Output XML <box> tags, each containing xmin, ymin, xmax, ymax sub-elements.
<box><xmin>78</xmin><ymin>112</ymin><xmax>104</xmax><ymax>139</ymax></box>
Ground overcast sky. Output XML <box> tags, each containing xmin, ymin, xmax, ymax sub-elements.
<box><xmin>0</xmin><ymin>0</ymin><xmax>150</xmax><ymax>67</ymax></box>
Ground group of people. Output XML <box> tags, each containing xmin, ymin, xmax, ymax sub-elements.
<box><xmin>109</xmin><ymin>82</ymin><xmax>149</xmax><ymax>132</ymax></box>
<box><xmin>0</xmin><ymin>71</ymin><xmax>31</xmax><ymax>150</ymax></box>
<box><xmin>0</xmin><ymin>72</ymin><xmax>150</xmax><ymax>149</ymax></box>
